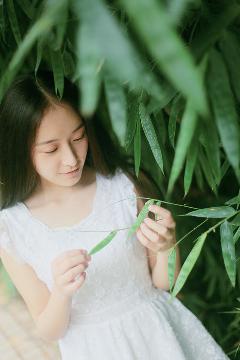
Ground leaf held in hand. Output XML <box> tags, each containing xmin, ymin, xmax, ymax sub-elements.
<box><xmin>89</xmin><ymin>230</ymin><xmax>118</xmax><ymax>255</ymax></box>
<box><xmin>128</xmin><ymin>199</ymin><xmax>155</xmax><ymax>238</ymax></box>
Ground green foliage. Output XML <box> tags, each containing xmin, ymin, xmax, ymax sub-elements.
<box><xmin>1</xmin><ymin>0</ymin><xmax>240</xmax><ymax>356</ymax></box>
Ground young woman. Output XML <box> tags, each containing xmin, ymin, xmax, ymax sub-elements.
<box><xmin>0</xmin><ymin>71</ymin><xmax>229</xmax><ymax>359</ymax></box>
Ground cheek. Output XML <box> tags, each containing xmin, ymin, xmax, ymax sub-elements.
<box><xmin>76</xmin><ymin>139</ymin><xmax>88</xmax><ymax>155</ymax></box>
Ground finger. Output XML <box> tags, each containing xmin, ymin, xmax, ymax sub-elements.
<box><xmin>139</xmin><ymin>222</ymin><xmax>165</xmax><ymax>243</ymax></box>
<box><xmin>66</xmin><ymin>272</ymin><xmax>86</xmax><ymax>291</ymax></box>
<box><xmin>57</xmin><ymin>254</ymin><xmax>89</xmax><ymax>275</ymax></box>
<box><xmin>142</xmin><ymin>219</ymin><xmax>172</xmax><ymax>241</ymax></box>
<box><xmin>59</xmin><ymin>263</ymin><xmax>88</xmax><ymax>285</ymax></box>
<box><xmin>144</xmin><ymin>217</ymin><xmax>175</xmax><ymax>235</ymax></box>
<box><xmin>136</xmin><ymin>228</ymin><xmax>161</xmax><ymax>252</ymax></box>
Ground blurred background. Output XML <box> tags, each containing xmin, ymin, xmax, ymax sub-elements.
<box><xmin>1</xmin><ymin>0</ymin><xmax>240</xmax><ymax>358</ymax></box>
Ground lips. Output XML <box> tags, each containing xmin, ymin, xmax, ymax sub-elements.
<box><xmin>64</xmin><ymin>167</ymin><xmax>80</xmax><ymax>174</ymax></box>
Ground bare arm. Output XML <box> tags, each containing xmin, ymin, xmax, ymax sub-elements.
<box><xmin>0</xmin><ymin>248</ymin><xmax>91</xmax><ymax>342</ymax></box>
<box><xmin>147</xmin><ymin>244</ymin><xmax>181</xmax><ymax>291</ymax></box>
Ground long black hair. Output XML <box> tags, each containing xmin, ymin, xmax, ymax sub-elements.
<box><xmin>0</xmin><ymin>70</ymin><xmax>160</xmax><ymax>209</ymax></box>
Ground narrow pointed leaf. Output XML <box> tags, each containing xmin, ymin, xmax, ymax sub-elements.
<box><xmin>89</xmin><ymin>230</ymin><xmax>118</xmax><ymax>255</ymax></box>
<box><xmin>104</xmin><ymin>72</ymin><xmax>127</xmax><ymax>148</ymax></box>
<box><xmin>167</xmin><ymin>101</ymin><xmax>198</xmax><ymax>196</ymax></box>
<box><xmin>219</xmin><ymin>31</ymin><xmax>240</xmax><ymax>103</ymax></box>
<box><xmin>208</xmin><ymin>49</ymin><xmax>240</xmax><ymax>179</ymax></box>
<box><xmin>233</xmin><ymin>227</ymin><xmax>240</xmax><ymax>244</ymax></box>
<box><xmin>35</xmin><ymin>39</ymin><xmax>44</xmax><ymax>75</ymax></box>
<box><xmin>184</xmin><ymin>133</ymin><xmax>199</xmax><ymax>197</ymax></box>
<box><xmin>50</xmin><ymin>48</ymin><xmax>64</xmax><ymax>98</ymax></box>
<box><xmin>168</xmin><ymin>247</ymin><xmax>177</xmax><ymax>293</ymax></box>
<box><xmin>53</xmin><ymin>2</ymin><xmax>68</xmax><ymax>51</ymax></box>
<box><xmin>168</xmin><ymin>94</ymin><xmax>183</xmax><ymax>149</ymax></box>
<box><xmin>139</xmin><ymin>103</ymin><xmax>164</xmax><ymax>174</ymax></box>
<box><xmin>120</xmin><ymin>0</ymin><xmax>208</xmax><ymax>116</ymax></box>
<box><xmin>191</xmin><ymin>3</ymin><xmax>240</xmax><ymax>60</ymax></box>
<box><xmin>125</xmin><ymin>95</ymin><xmax>138</xmax><ymax>150</ymax></box>
<box><xmin>199</xmin><ymin>146</ymin><xmax>217</xmax><ymax>195</ymax></box>
<box><xmin>183</xmin><ymin>206</ymin><xmax>236</xmax><ymax>218</ymax></box>
<box><xmin>75</xmin><ymin>20</ymin><xmax>102</xmax><ymax>116</ymax></box>
<box><xmin>220</xmin><ymin>221</ymin><xmax>236</xmax><ymax>287</ymax></box>
<box><xmin>128</xmin><ymin>199</ymin><xmax>155</xmax><ymax>238</ymax></box>
<box><xmin>134</xmin><ymin>117</ymin><xmax>141</xmax><ymax>178</ymax></box>
<box><xmin>0</xmin><ymin>0</ymin><xmax>67</xmax><ymax>101</ymax></box>
<box><xmin>225</xmin><ymin>192</ymin><xmax>240</xmax><ymax>206</ymax></box>
<box><xmin>15</xmin><ymin>0</ymin><xmax>35</xmax><ymax>19</ymax></box>
<box><xmin>171</xmin><ymin>233</ymin><xmax>207</xmax><ymax>297</ymax></box>
<box><xmin>6</xmin><ymin>0</ymin><xmax>21</xmax><ymax>45</ymax></box>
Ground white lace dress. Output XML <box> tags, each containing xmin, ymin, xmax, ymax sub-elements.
<box><xmin>0</xmin><ymin>168</ymin><xmax>229</xmax><ymax>360</ymax></box>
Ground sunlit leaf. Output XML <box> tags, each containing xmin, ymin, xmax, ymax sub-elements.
<box><xmin>171</xmin><ymin>233</ymin><xmax>207</xmax><ymax>297</ymax></box>
<box><xmin>182</xmin><ymin>206</ymin><xmax>236</xmax><ymax>218</ymax></box>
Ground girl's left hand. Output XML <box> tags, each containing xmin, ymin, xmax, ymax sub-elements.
<box><xmin>136</xmin><ymin>204</ymin><xmax>176</xmax><ymax>253</ymax></box>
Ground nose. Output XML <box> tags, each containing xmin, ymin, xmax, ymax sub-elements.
<box><xmin>61</xmin><ymin>143</ymin><xmax>78</xmax><ymax>167</ymax></box>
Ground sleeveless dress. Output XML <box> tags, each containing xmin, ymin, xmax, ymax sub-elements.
<box><xmin>0</xmin><ymin>168</ymin><xmax>229</xmax><ymax>360</ymax></box>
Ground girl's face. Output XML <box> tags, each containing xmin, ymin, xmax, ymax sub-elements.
<box><xmin>32</xmin><ymin>102</ymin><xmax>88</xmax><ymax>188</ymax></box>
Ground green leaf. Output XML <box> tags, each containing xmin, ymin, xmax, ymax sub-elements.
<box><xmin>233</xmin><ymin>226</ymin><xmax>240</xmax><ymax>245</ymax></box>
<box><xmin>219</xmin><ymin>31</ymin><xmax>240</xmax><ymax>103</ymax></box>
<box><xmin>225</xmin><ymin>192</ymin><xmax>240</xmax><ymax>206</ymax></box>
<box><xmin>220</xmin><ymin>221</ymin><xmax>236</xmax><ymax>287</ymax></box>
<box><xmin>104</xmin><ymin>72</ymin><xmax>127</xmax><ymax>148</ymax></box>
<box><xmin>208</xmin><ymin>48</ymin><xmax>240</xmax><ymax>180</ymax></box>
<box><xmin>229</xmin><ymin>214</ymin><xmax>240</xmax><ymax>227</ymax></box>
<box><xmin>168</xmin><ymin>94</ymin><xmax>183</xmax><ymax>149</ymax></box>
<box><xmin>167</xmin><ymin>0</ymin><xmax>200</xmax><ymax>26</ymax></box>
<box><xmin>120</xmin><ymin>0</ymin><xmax>208</xmax><ymax>116</ymax></box>
<box><xmin>125</xmin><ymin>94</ymin><xmax>138</xmax><ymax>150</ymax></box>
<box><xmin>74</xmin><ymin>19</ymin><xmax>102</xmax><ymax>117</ymax></box>
<box><xmin>6</xmin><ymin>0</ymin><xmax>21</xmax><ymax>45</ymax></box>
<box><xmin>146</xmin><ymin>83</ymin><xmax>177</xmax><ymax>113</ymax></box>
<box><xmin>184</xmin><ymin>131</ymin><xmax>199</xmax><ymax>197</ymax></box>
<box><xmin>139</xmin><ymin>102</ymin><xmax>164</xmax><ymax>174</ymax></box>
<box><xmin>15</xmin><ymin>0</ymin><xmax>35</xmax><ymax>19</ymax></box>
<box><xmin>167</xmin><ymin>100</ymin><xmax>198</xmax><ymax>196</ymax></box>
<box><xmin>53</xmin><ymin>2</ymin><xmax>68</xmax><ymax>51</ymax></box>
<box><xmin>35</xmin><ymin>39</ymin><xmax>44</xmax><ymax>76</ymax></box>
<box><xmin>171</xmin><ymin>233</ymin><xmax>207</xmax><ymax>297</ymax></box>
<box><xmin>168</xmin><ymin>247</ymin><xmax>177</xmax><ymax>293</ymax></box>
<box><xmin>128</xmin><ymin>199</ymin><xmax>155</xmax><ymax>238</ymax></box>
<box><xmin>0</xmin><ymin>0</ymin><xmax>67</xmax><ymax>101</ymax></box>
<box><xmin>134</xmin><ymin>117</ymin><xmax>141</xmax><ymax>178</ymax></box>
<box><xmin>191</xmin><ymin>3</ymin><xmax>240</xmax><ymax>60</ymax></box>
<box><xmin>50</xmin><ymin>48</ymin><xmax>64</xmax><ymax>99</ymax></box>
<box><xmin>199</xmin><ymin>120</ymin><xmax>221</xmax><ymax>187</ymax></box>
<box><xmin>74</xmin><ymin>0</ymin><xmax>166</xmax><ymax>102</ymax></box>
<box><xmin>89</xmin><ymin>230</ymin><xmax>118</xmax><ymax>255</ymax></box>
<box><xmin>182</xmin><ymin>206</ymin><xmax>236</xmax><ymax>218</ymax></box>
<box><xmin>198</xmin><ymin>146</ymin><xmax>217</xmax><ymax>195</ymax></box>
<box><xmin>194</xmin><ymin>163</ymin><xmax>204</xmax><ymax>192</ymax></box>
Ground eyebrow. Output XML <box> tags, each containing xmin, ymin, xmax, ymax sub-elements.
<box><xmin>35</xmin><ymin>123</ymin><xmax>84</xmax><ymax>146</ymax></box>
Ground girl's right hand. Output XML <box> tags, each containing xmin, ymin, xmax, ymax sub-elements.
<box><xmin>51</xmin><ymin>249</ymin><xmax>91</xmax><ymax>299</ymax></box>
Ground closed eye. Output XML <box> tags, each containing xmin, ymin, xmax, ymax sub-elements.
<box><xmin>45</xmin><ymin>133</ymin><xmax>85</xmax><ymax>154</ymax></box>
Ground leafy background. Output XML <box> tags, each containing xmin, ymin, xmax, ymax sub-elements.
<box><xmin>1</xmin><ymin>0</ymin><xmax>240</xmax><ymax>357</ymax></box>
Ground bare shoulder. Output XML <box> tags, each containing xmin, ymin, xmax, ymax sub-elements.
<box><xmin>0</xmin><ymin>248</ymin><xmax>50</xmax><ymax>323</ymax></box>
